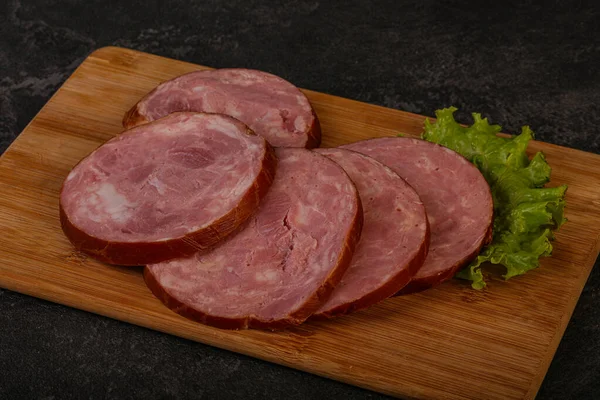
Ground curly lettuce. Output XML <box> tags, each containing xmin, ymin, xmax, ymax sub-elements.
<box><xmin>422</xmin><ymin>107</ymin><xmax>567</xmax><ymax>289</ymax></box>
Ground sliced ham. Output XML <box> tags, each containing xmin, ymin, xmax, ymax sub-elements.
<box><xmin>312</xmin><ymin>148</ymin><xmax>429</xmax><ymax>318</ymax></box>
<box><xmin>123</xmin><ymin>69</ymin><xmax>321</xmax><ymax>148</ymax></box>
<box><xmin>60</xmin><ymin>112</ymin><xmax>276</xmax><ymax>266</ymax></box>
<box><xmin>342</xmin><ymin>137</ymin><xmax>493</xmax><ymax>293</ymax></box>
<box><xmin>144</xmin><ymin>148</ymin><xmax>363</xmax><ymax>330</ymax></box>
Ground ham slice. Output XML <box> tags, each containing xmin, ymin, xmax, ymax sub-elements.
<box><xmin>313</xmin><ymin>148</ymin><xmax>429</xmax><ymax>318</ymax></box>
<box><xmin>342</xmin><ymin>137</ymin><xmax>493</xmax><ymax>293</ymax></box>
<box><xmin>123</xmin><ymin>69</ymin><xmax>321</xmax><ymax>148</ymax></box>
<box><xmin>60</xmin><ymin>112</ymin><xmax>276</xmax><ymax>266</ymax></box>
<box><xmin>144</xmin><ymin>148</ymin><xmax>363</xmax><ymax>330</ymax></box>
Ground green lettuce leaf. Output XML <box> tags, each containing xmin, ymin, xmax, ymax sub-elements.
<box><xmin>422</xmin><ymin>107</ymin><xmax>567</xmax><ymax>289</ymax></box>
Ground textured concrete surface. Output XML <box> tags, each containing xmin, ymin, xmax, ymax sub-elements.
<box><xmin>1</xmin><ymin>0</ymin><xmax>599</xmax><ymax>398</ymax></box>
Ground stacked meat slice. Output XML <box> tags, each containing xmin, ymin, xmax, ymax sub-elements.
<box><xmin>60</xmin><ymin>112</ymin><xmax>276</xmax><ymax>265</ymax></box>
<box><xmin>60</xmin><ymin>68</ymin><xmax>493</xmax><ymax>330</ymax></box>
<box><xmin>312</xmin><ymin>148</ymin><xmax>429</xmax><ymax>318</ymax></box>
<box><xmin>123</xmin><ymin>69</ymin><xmax>321</xmax><ymax>148</ymax></box>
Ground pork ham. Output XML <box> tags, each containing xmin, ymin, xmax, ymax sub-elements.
<box><xmin>60</xmin><ymin>112</ymin><xmax>276</xmax><ymax>265</ymax></box>
<box><xmin>123</xmin><ymin>69</ymin><xmax>321</xmax><ymax>148</ymax></box>
<box><xmin>313</xmin><ymin>148</ymin><xmax>429</xmax><ymax>317</ymax></box>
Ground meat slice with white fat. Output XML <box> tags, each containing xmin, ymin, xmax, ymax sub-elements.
<box><xmin>123</xmin><ymin>69</ymin><xmax>321</xmax><ymax>148</ymax></box>
<box><xmin>60</xmin><ymin>112</ymin><xmax>276</xmax><ymax>266</ymax></box>
<box><xmin>144</xmin><ymin>148</ymin><xmax>363</xmax><ymax>330</ymax></box>
<box><xmin>342</xmin><ymin>137</ymin><xmax>493</xmax><ymax>293</ymax></box>
<box><xmin>313</xmin><ymin>148</ymin><xmax>429</xmax><ymax>318</ymax></box>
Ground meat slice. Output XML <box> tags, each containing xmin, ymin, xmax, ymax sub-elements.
<box><xmin>342</xmin><ymin>137</ymin><xmax>493</xmax><ymax>293</ymax></box>
<box><xmin>144</xmin><ymin>148</ymin><xmax>363</xmax><ymax>330</ymax></box>
<box><xmin>123</xmin><ymin>69</ymin><xmax>321</xmax><ymax>148</ymax></box>
<box><xmin>313</xmin><ymin>148</ymin><xmax>429</xmax><ymax>318</ymax></box>
<box><xmin>60</xmin><ymin>112</ymin><xmax>276</xmax><ymax>266</ymax></box>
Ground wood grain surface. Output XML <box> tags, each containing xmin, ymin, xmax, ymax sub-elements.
<box><xmin>1</xmin><ymin>46</ymin><xmax>599</xmax><ymax>400</ymax></box>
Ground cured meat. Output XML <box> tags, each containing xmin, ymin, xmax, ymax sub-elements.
<box><xmin>342</xmin><ymin>137</ymin><xmax>493</xmax><ymax>293</ymax></box>
<box><xmin>144</xmin><ymin>148</ymin><xmax>363</xmax><ymax>330</ymax></box>
<box><xmin>123</xmin><ymin>69</ymin><xmax>321</xmax><ymax>148</ymax></box>
<box><xmin>313</xmin><ymin>148</ymin><xmax>429</xmax><ymax>318</ymax></box>
<box><xmin>60</xmin><ymin>112</ymin><xmax>276</xmax><ymax>266</ymax></box>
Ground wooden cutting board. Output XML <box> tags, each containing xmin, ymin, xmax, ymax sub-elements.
<box><xmin>1</xmin><ymin>46</ymin><xmax>599</xmax><ymax>400</ymax></box>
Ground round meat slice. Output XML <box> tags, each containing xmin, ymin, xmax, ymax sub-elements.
<box><xmin>60</xmin><ymin>112</ymin><xmax>276</xmax><ymax>266</ymax></box>
<box><xmin>341</xmin><ymin>137</ymin><xmax>493</xmax><ymax>294</ymax></box>
<box><xmin>144</xmin><ymin>148</ymin><xmax>363</xmax><ymax>330</ymax></box>
<box><xmin>123</xmin><ymin>69</ymin><xmax>321</xmax><ymax>148</ymax></box>
<box><xmin>312</xmin><ymin>148</ymin><xmax>429</xmax><ymax>318</ymax></box>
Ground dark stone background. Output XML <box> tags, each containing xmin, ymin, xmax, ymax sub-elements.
<box><xmin>1</xmin><ymin>1</ymin><xmax>599</xmax><ymax>398</ymax></box>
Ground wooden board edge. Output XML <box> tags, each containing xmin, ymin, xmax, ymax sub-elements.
<box><xmin>7</xmin><ymin>45</ymin><xmax>600</xmax><ymax>167</ymax></box>
<box><xmin>0</xmin><ymin>271</ymin><xmax>411</xmax><ymax>399</ymax></box>
<box><xmin>0</xmin><ymin>50</ymin><xmax>108</xmax><ymax>162</ymax></box>
<box><xmin>92</xmin><ymin>46</ymin><xmax>600</xmax><ymax>165</ymax></box>
<box><xmin>526</xmin><ymin>231</ymin><xmax>600</xmax><ymax>399</ymax></box>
